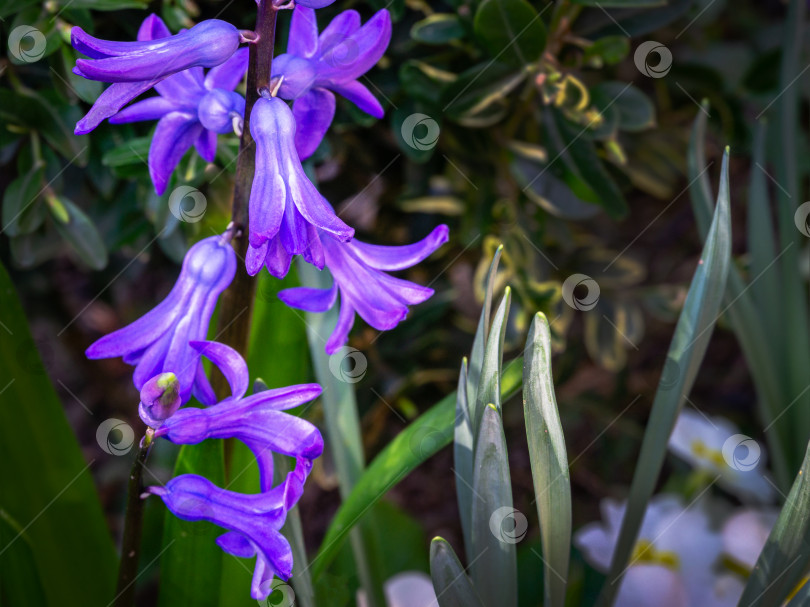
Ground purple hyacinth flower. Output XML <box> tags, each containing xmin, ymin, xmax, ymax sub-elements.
<box><xmin>272</xmin><ymin>6</ymin><xmax>392</xmax><ymax>159</ymax></box>
<box><xmin>100</xmin><ymin>16</ymin><xmax>248</xmax><ymax>194</ymax></box>
<box><xmin>86</xmin><ymin>235</ymin><xmax>236</xmax><ymax>404</ymax></box>
<box><xmin>147</xmin><ymin>474</ymin><xmax>296</xmax><ymax>599</ymax></box>
<box><xmin>246</xmin><ymin>96</ymin><xmax>353</xmax><ymax>278</ymax></box>
<box><xmin>72</xmin><ymin>14</ymin><xmax>242</xmax><ymax>137</ymax></box>
<box><xmin>155</xmin><ymin>340</ymin><xmax>323</xmax><ymax>494</ymax></box>
<box><xmin>279</xmin><ymin>225</ymin><xmax>449</xmax><ymax>353</ymax></box>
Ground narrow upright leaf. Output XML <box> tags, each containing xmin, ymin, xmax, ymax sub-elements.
<box><xmin>599</xmin><ymin>150</ymin><xmax>732</xmax><ymax>605</ymax></box>
<box><xmin>467</xmin><ymin>245</ymin><xmax>503</xmax><ymax>403</ymax></box>
<box><xmin>430</xmin><ymin>537</ymin><xmax>485</xmax><ymax>607</ymax></box>
<box><xmin>524</xmin><ymin>313</ymin><xmax>571</xmax><ymax>607</ymax></box>
<box><xmin>739</xmin><ymin>440</ymin><xmax>810</xmax><ymax>606</ymax></box>
<box><xmin>470</xmin><ymin>405</ymin><xmax>517</xmax><ymax>607</ymax></box>
<box><xmin>311</xmin><ymin>359</ymin><xmax>524</xmax><ymax>580</ymax></box>
<box><xmin>688</xmin><ymin>108</ymin><xmax>790</xmax><ymax>487</ymax></box>
<box><xmin>473</xmin><ymin>0</ymin><xmax>547</xmax><ymax>67</ymax></box>
<box><xmin>454</xmin><ymin>359</ymin><xmax>474</xmax><ymax>564</ymax></box>
<box><xmin>473</xmin><ymin>287</ymin><xmax>511</xmax><ymax>435</ymax></box>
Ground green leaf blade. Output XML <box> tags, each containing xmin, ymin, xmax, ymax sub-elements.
<box><xmin>429</xmin><ymin>537</ymin><xmax>485</xmax><ymax>607</ymax></box>
<box><xmin>599</xmin><ymin>149</ymin><xmax>732</xmax><ymax>605</ymax></box>
<box><xmin>523</xmin><ymin>313</ymin><xmax>571</xmax><ymax>607</ymax></box>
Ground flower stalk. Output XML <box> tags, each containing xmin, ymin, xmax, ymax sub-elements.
<box><xmin>211</xmin><ymin>0</ymin><xmax>278</xmax><ymax>397</ymax></box>
<box><xmin>113</xmin><ymin>429</ymin><xmax>154</xmax><ymax>607</ymax></box>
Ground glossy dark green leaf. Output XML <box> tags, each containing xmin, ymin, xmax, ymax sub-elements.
<box><xmin>411</xmin><ymin>14</ymin><xmax>466</xmax><ymax>44</ymax></box>
<box><xmin>474</xmin><ymin>0</ymin><xmax>547</xmax><ymax>66</ymax></box>
<box><xmin>584</xmin><ymin>37</ymin><xmax>630</xmax><ymax>67</ymax></box>
<box><xmin>9</xmin><ymin>230</ymin><xmax>61</xmax><ymax>268</ymax></box>
<box><xmin>48</xmin><ymin>195</ymin><xmax>108</xmax><ymax>270</ymax></box>
<box><xmin>510</xmin><ymin>155</ymin><xmax>601</xmax><ymax>220</ymax></box>
<box><xmin>2</xmin><ymin>161</ymin><xmax>45</xmax><ymax>236</ymax></box>
<box><xmin>544</xmin><ymin>108</ymin><xmax>628</xmax><ymax>219</ymax></box>
<box><xmin>575</xmin><ymin>0</ymin><xmax>691</xmax><ymax>38</ymax></box>
<box><xmin>599</xmin><ymin>150</ymin><xmax>732</xmax><ymax>606</ymax></box>
<box><xmin>0</xmin><ymin>259</ymin><xmax>117</xmax><ymax>606</ymax></box>
<box><xmin>441</xmin><ymin>63</ymin><xmax>526</xmax><ymax>120</ymax></box>
<box><xmin>592</xmin><ymin>82</ymin><xmax>656</xmax><ymax>132</ymax></box>
<box><xmin>739</xmin><ymin>440</ymin><xmax>810</xmax><ymax>606</ymax></box>
<box><xmin>311</xmin><ymin>357</ymin><xmax>524</xmax><ymax>580</ymax></box>
<box><xmin>0</xmin><ymin>89</ymin><xmax>88</xmax><ymax>165</ymax></box>
<box><xmin>102</xmin><ymin>136</ymin><xmax>153</xmax><ymax>168</ymax></box>
<box><xmin>470</xmin><ymin>405</ymin><xmax>516</xmax><ymax>607</ymax></box>
<box><xmin>429</xmin><ymin>538</ymin><xmax>485</xmax><ymax>607</ymax></box>
<box><xmin>523</xmin><ymin>313</ymin><xmax>571</xmax><ymax>607</ymax></box>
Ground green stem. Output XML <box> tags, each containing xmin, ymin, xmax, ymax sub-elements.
<box><xmin>113</xmin><ymin>430</ymin><xmax>154</xmax><ymax>607</ymax></box>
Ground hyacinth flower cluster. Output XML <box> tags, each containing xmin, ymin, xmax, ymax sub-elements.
<box><xmin>139</xmin><ymin>341</ymin><xmax>323</xmax><ymax>599</ymax></box>
<box><xmin>73</xmin><ymin>2</ymin><xmax>448</xmax><ymax>600</ymax></box>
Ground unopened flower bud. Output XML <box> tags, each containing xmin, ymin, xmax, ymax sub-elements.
<box><xmin>139</xmin><ymin>372</ymin><xmax>181</xmax><ymax>427</ymax></box>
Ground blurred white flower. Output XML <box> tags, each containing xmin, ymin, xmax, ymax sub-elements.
<box><xmin>669</xmin><ymin>409</ymin><xmax>775</xmax><ymax>503</ymax></box>
<box><xmin>574</xmin><ymin>495</ymin><xmax>723</xmax><ymax>606</ymax></box>
<box><xmin>721</xmin><ymin>508</ymin><xmax>777</xmax><ymax>571</ymax></box>
<box><xmin>357</xmin><ymin>571</ymin><xmax>437</xmax><ymax>607</ymax></box>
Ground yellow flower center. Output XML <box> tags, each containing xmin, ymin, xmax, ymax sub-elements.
<box><xmin>691</xmin><ymin>439</ymin><xmax>727</xmax><ymax>468</ymax></box>
<box><xmin>631</xmin><ymin>539</ymin><xmax>680</xmax><ymax>570</ymax></box>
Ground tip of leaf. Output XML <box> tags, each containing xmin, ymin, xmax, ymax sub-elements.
<box><xmin>700</xmin><ymin>98</ymin><xmax>710</xmax><ymax>110</ymax></box>
<box><xmin>724</xmin><ymin>145</ymin><xmax>731</xmax><ymax>155</ymax></box>
<box><xmin>486</xmin><ymin>403</ymin><xmax>498</xmax><ymax>412</ymax></box>
<box><xmin>431</xmin><ymin>536</ymin><xmax>447</xmax><ymax>543</ymax></box>
<box><xmin>495</xmin><ymin>244</ymin><xmax>504</xmax><ymax>253</ymax></box>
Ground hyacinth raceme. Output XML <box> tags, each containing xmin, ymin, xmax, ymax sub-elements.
<box><xmin>154</xmin><ymin>340</ymin><xmax>323</xmax><ymax>493</ymax></box>
<box><xmin>72</xmin><ymin>15</ymin><xmax>242</xmax><ymax>135</ymax></box>
<box><xmin>279</xmin><ymin>225</ymin><xmax>449</xmax><ymax>353</ymax></box>
<box><xmin>246</xmin><ymin>96</ymin><xmax>353</xmax><ymax>278</ymax></box>
<box><xmin>273</xmin><ymin>6</ymin><xmax>392</xmax><ymax>158</ymax></box>
<box><xmin>102</xmin><ymin>15</ymin><xmax>248</xmax><ymax>194</ymax></box>
<box><xmin>144</xmin><ymin>341</ymin><xmax>323</xmax><ymax>600</ymax></box>
<box><xmin>86</xmin><ymin>234</ymin><xmax>236</xmax><ymax>404</ymax></box>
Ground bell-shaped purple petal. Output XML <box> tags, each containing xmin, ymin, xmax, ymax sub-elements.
<box><xmin>108</xmin><ymin>96</ymin><xmax>176</xmax><ymax>124</ymax></box>
<box><xmin>147</xmin><ymin>474</ymin><xmax>294</xmax><ymax>598</ymax></box>
<box><xmin>198</xmin><ymin>89</ymin><xmax>246</xmax><ymax>134</ymax></box>
<box><xmin>272</xmin><ymin>7</ymin><xmax>391</xmax><ymax>157</ymax></box>
<box><xmin>149</xmin><ymin>112</ymin><xmax>204</xmax><ymax>195</ymax></box>
<box><xmin>278</xmin><ymin>226</ymin><xmax>449</xmax><ymax>353</ymax></box>
<box><xmin>72</xmin><ymin>14</ymin><xmax>246</xmax><ymax>146</ymax></box>
<box><xmin>292</xmin><ymin>88</ymin><xmax>336</xmax><ymax>160</ymax></box>
<box><xmin>86</xmin><ymin>235</ymin><xmax>236</xmax><ymax>403</ymax></box>
<box><xmin>294</xmin><ymin>0</ymin><xmax>338</xmax><ymax>9</ymax></box>
<box><xmin>316</xmin><ymin>10</ymin><xmax>391</xmax><ymax>83</ymax></box>
<box><xmin>287</xmin><ymin>7</ymin><xmax>319</xmax><ymax>59</ymax></box>
<box><xmin>189</xmin><ymin>340</ymin><xmax>249</xmax><ymax>401</ymax></box>
<box><xmin>330</xmin><ymin>80</ymin><xmax>384</xmax><ymax>118</ymax></box>
<box><xmin>73</xmin><ymin>20</ymin><xmax>241</xmax><ymax>83</ymax></box>
<box><xmin>204</xmin><ymin>47</ymin><xmax>249</xmax><ymax>91</ymax></box>
<box><xmin>247</xmin><ymin>97</ymin><xmax>352</xmax><ymax>276</ymax></box>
